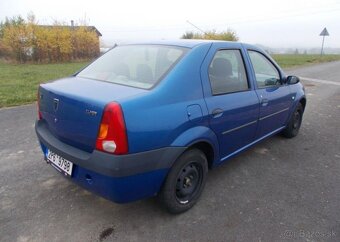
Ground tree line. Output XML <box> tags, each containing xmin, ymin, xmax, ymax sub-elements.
<box><xmin>0</xmin><ymin>15</ymin><xmax>100</xmax><ymax>63</ymax></box>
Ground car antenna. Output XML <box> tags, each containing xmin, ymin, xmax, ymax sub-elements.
<box><xmin>186</xmin><ymin>20</ymin><xmax>214</xmax><ymax>39</ymax></box>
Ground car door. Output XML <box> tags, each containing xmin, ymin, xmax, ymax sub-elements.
<box><xmin>201</xmin><ymin>44</ymin><xmax>260</xmax><ymax>162</ymax></box>
<box><xmin>247</xmin><ymin>50</ymin><xmax>292</xmax><ymax>138</ymax></box>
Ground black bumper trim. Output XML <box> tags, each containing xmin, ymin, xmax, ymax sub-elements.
<box><xmin>35</xmin><ymin>120</ymin><xmax>186</xmax><ymax>177</ymax></box>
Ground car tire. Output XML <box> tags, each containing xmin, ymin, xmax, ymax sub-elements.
<box><xmin>282</xmin><ymin>103</ymin><xmax>304</xmax><ymax>138</ymax></box>
<box><xmin>158</xmin><ymin>148</ymin><xmax>208</xmax><ymax>214</ymax></box>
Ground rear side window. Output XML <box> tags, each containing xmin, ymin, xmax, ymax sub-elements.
<box><xmin>248</xmin><ymin>51</ymin><xmax>281</xmax><ymax>88</ymax></box>
<box><xmin>77</xmin><ymin>45</ymin><xmax>188</xmax><ymax>89</ymax></box>
<box><xmin>208</xmin><ymin>49</ymin><xmax>249</xmax><ymax>95</ymax></box>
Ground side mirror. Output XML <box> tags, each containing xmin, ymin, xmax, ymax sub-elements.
<box><xmin>286</xmin><ymin>75</ymin><xmax>300</xmax><ymax>85</ymax></box>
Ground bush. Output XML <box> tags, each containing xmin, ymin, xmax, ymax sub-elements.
<box><xmin>181</xmin><ymin>29</ymin><xmax>239</xmax><ymax>41</ymax></box>
<box><xmin>0</xmin><ymin>15</ymin><xmax>100</xmax><ymax>63</ymax></box>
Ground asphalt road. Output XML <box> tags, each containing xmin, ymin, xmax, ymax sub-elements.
<box><xmin>1</xmin><ymin>62</ymin><xmax>340</xmax><ymax>242</ymax></box>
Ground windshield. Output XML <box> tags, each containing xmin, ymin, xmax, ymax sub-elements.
<box><xmin>77</xmin><ymin>45</ymin><xmax>188</xmax><ymax>89</ymax></box>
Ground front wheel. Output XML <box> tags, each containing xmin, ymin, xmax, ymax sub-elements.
<box><xmin>158</xmin><ymin>149</ymin><xmax>208</xmax><ymax>214</ymax></box>
<box><xmin>282</xmin><ymin>103</ymin><xmax>304</xmax><ymax>138</ymax></box>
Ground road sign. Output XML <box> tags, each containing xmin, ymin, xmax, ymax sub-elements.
<box><xmin>320</xmin><ymin>28</ymin><xmax>329</xmax><ymax>36</ymax></box>
<box><xmin>320</xmin><ymin>27</ymin><xmax>330</xmax><ymax>56</ymax></box>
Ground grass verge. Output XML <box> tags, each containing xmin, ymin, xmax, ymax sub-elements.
<box><xmin>0</xmin><ymin>61</ymin><xmax>88</xmax><ymax>108</ymax></box>
<box><xmin>271</xmin><ymin>54</ymin><xmax>340</xmax><ymax>68</ymax></box>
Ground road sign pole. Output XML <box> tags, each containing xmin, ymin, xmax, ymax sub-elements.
<box><xmin>321</xmin><ymin>35</ymin><xmax>325</xmax><ymax>56</ymax></box>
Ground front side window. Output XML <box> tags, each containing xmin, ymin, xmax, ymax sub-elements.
<box><xmin>208</xmin><ymin>49</ymin><xmax>249</xmax><ymax>95</ymax></box>
<box><xmin>248</xmin><ymin>51</ymin><xmax>281</xmax><ymax>88</ymax></box>
<box><xmin>77</xmin><ymin>45</ymin><xmax>188</xmax><ymax>89</ymax></box>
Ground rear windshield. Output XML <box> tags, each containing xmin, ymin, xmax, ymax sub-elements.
<box><xmin>77</xmin><ymin>45</ymin><xmax>188</xmax><ymax>89</ymax></box>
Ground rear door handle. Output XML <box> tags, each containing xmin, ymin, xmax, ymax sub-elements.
<box><xmin>212</xmin><ymin>108</ymin><xmax>223</xmax><ymax>118</ymax></box>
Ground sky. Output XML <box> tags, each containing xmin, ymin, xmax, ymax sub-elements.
<box><xmin>1</xmin><ymin>0</ymin><xmax>340</xmax><ymax>48</ymax></box>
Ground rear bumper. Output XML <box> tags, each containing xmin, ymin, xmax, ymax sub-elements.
<box><xmin>35</xmin><ymin>120</ymin><xmax>186</xmax><ymax>203</ymax></box>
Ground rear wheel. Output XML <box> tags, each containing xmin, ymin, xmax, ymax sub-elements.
<box><xmin>158</xmin><ymin>149</ymin><xmax>208</xmax><ymax>214</ymax></box>
<box><xmin>282</xmin><ymin>103</ymin><xmax>304</xmax><ymax>138</ymax></box>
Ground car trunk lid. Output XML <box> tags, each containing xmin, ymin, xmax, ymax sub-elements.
<box><xmin>39</xmin><ymin>76</ymin><xmax>146</xmax><ymax>152</ymax></box>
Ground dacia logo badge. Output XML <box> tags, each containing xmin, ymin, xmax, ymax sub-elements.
<box><xmin>53</xmin><ymin>98</ymin><xmax>59</xmax><ymax>112</ymax></box>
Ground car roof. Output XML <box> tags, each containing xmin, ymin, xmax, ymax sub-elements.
<box><xmin>119</xmin><ymin>39</ymin><xmax>253</xmax><ymax>49</ymax></box>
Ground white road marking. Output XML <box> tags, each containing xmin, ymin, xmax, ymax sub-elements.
<box><xmin>300</xmin><ymin>76</ymin><xmax>340</xmax><ymax>86</ymax></box>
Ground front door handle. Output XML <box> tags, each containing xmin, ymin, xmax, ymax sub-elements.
<box><xmin>212</xmin><ymin>108</ymin><xmax>223</xmax><ymax>118</ymax></box>
<box><xmin>261</xmin><ymin>98</ymin><xmax>269</xmax><ymax>106</ymax></box>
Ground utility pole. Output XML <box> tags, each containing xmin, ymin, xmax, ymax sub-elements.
<box><xmin>319</xmin><ymin>27</ymin><xmax>329</xmax><ymax>56</ymax></box>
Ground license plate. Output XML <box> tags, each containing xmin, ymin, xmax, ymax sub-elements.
<box><xmin>46</xmin><ymin>149</ymin><xmax>73</xmax><ymax>176</ymax></box>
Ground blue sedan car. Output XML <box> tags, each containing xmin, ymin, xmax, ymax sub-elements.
<box><xmin>35</xmin><ymin>40</ymin><xmax>306</xmax><ymax>213</ymax></box>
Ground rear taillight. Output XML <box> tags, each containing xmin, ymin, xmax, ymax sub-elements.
<box><xmin>95</xmin><ymin>102</ymin><xmax>128</xmax><ymax>155</ymax></box>
<box><xmin>37</xmin><ymin>89</ymin><xmax>42</xmax><ymax>120</ymax></box>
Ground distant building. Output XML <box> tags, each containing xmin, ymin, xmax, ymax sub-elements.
<box><xmin>38</xmin><ymin>23</ymin><xmax>102</xmax><ymax>39</ymax></box>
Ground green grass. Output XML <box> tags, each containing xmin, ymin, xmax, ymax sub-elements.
<box><xmin>0</xmin><ymin>61</ymin><xmax>89</xmax><ymax>108</ymax></box>
<box><xmin>271</xmin><ymin>54</ymin><xmax>340</xmax><ymax>68</ymax></box>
